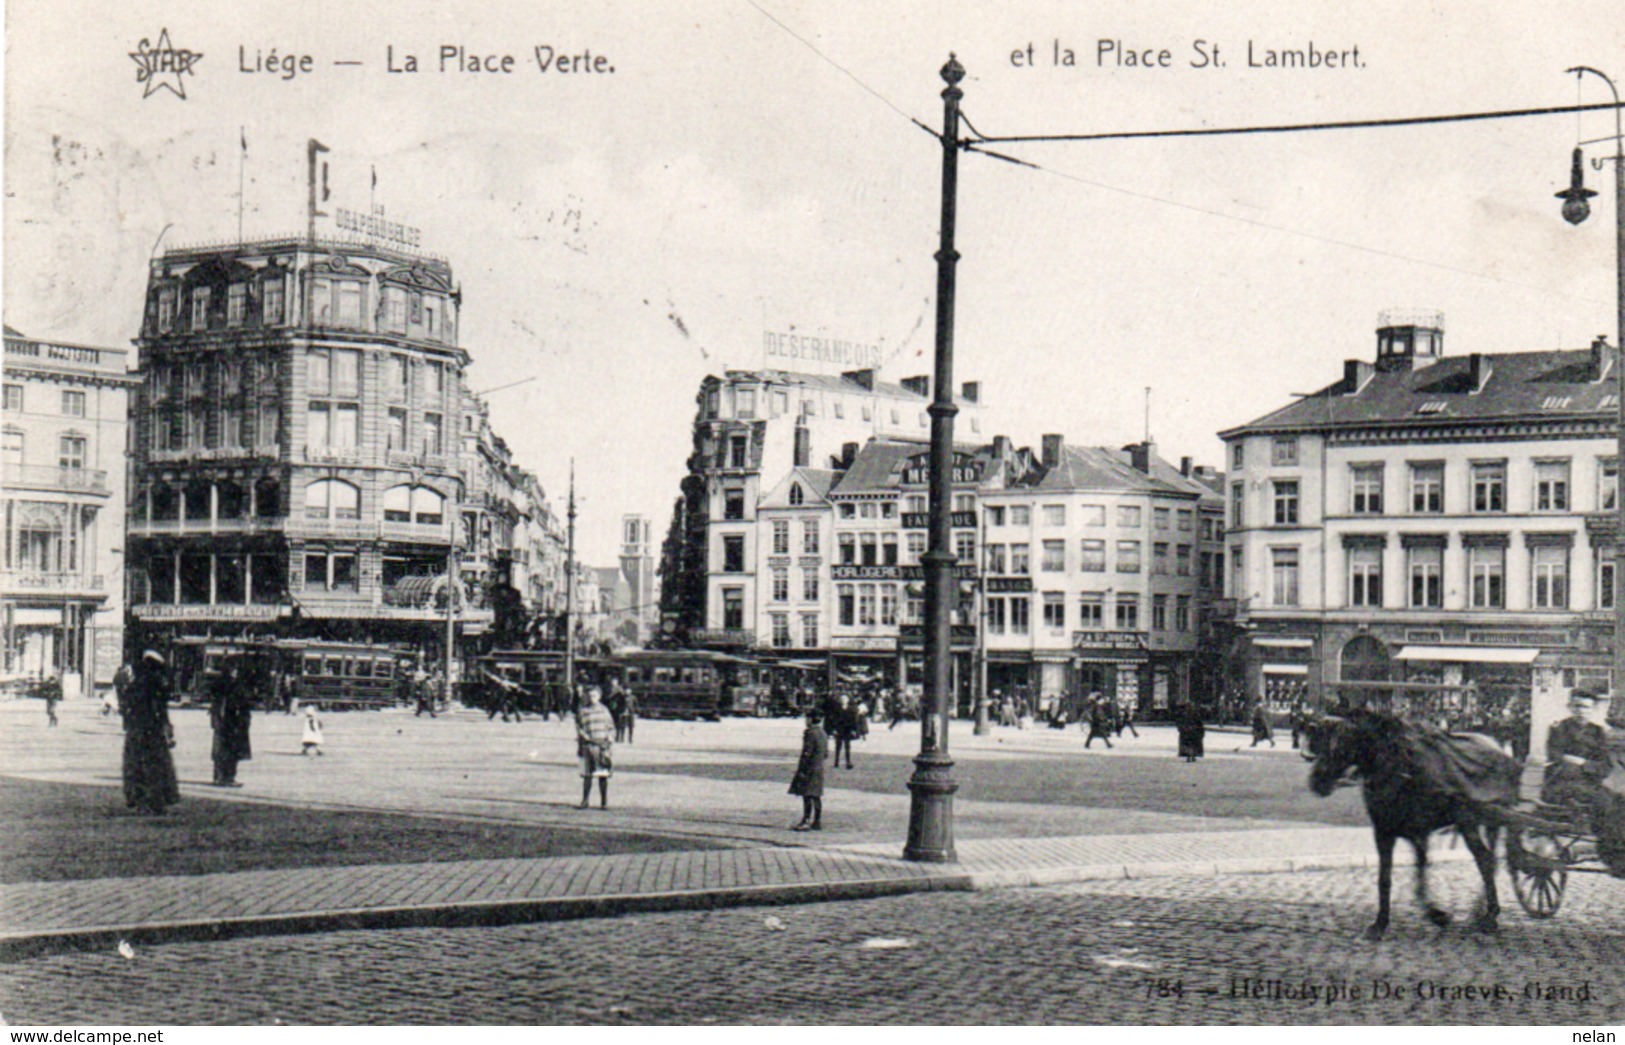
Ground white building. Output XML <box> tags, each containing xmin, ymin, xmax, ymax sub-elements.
<box><xmin>1220</xmin><ymin>311</ymin><xmax>1621</xmax><ymax>750</ymax></box>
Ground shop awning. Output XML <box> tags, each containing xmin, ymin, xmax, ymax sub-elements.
<box><xmin>1395</xmin><ymin>645</ymin><xmax>1540</xmax><ymax>665</ymax></box>
<box><xmin>1254</xmin><ymin>637</ymin><xmax>1314</xmax><ymax>649</ymax></box>
<box><xmin>1262</xmin><ymin>663</ymin><xmax>1310</xmax><ymax>676</ymax></box>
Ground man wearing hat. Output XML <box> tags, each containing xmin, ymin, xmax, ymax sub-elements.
<box><xmin>1542</xmin><ymin>688</ymin><xmax>1613</xmax><ymax>811</ymax></box>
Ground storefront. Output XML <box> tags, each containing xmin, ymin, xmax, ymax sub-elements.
<box><xmin>898</xmin><ymin>624</ymin><xmax>976</xmax><ymax>715</ymax></box>
<box><xmin>1071</xmin><ymin>629</ymin><xmax>1149</xmax><ymax>715</ymax></box>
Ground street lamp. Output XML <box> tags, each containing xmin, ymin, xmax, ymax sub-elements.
<box><xmin>904</xmin><ymin>54</ymin><xmax>966</xmax><ymax>863</ymax></box>
<box><xmin>1557</xmin><ymin>66</ymin><xmax>1625</xmax><ymax>728</ymax></box>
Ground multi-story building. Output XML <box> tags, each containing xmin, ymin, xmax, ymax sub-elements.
<box><xmin>2</xmin><ymin>327</ymin><xmax>138</xmax><ymax>692</ymax></box>
<box><xmin>978</xmin><ymin>436</ymin><xmax>1223</xmax><ymax>715</ymax></box>
<box><xmin>753</xmin><ymin>467</ymin><xmax>837</xmax><ymax>658</ymax></box>
<box><xmin>125</xmin><ymin>235</ymin><xmax>490</xmax><ymax>654</ymax></box>
<box><xmin>1220</xmin><ymin>311</ymin><xmax>1619</xmax><ymax>748</ymax></box>
<box><xmin>659</xmin><ymin>367</ymin><xmax>983</xmax><ymax>649</ymax></box>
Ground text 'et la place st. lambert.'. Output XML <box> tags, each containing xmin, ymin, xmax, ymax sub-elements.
<box><xmin>1010</xmin><ymin>39</ymin><xmax>1365</xmax><ymax>70</ymax></box>
<box><xmin>237</xmin><ymin>44</ymin><xmax>613</xmax><ymax>80</ymax></box>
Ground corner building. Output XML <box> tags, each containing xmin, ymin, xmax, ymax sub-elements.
<box><xmin>1220</xmin><ymin>312</ymin><xmax>1621</xmax><ymax>751</ymax></box>
<box><xmin>126</xmin><ymin>236</ymin><xmax>488</xmax><ymax>650</ymax></box>
<box><xmin>2</xmin><ymin>327</ymin><xmax>138</xmax><ymax>691</ymax></box>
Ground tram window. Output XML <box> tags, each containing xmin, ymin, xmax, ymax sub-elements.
<box><xmin>355</xmin><ymin>659</ymin><xmax>373</xmax><ymax>678</ymax></box>
<box><xmin>326</xmin><ymin>657</ymin><xmax>343</xmax><ymax>676</ymax></box>
<box><xmin>377</xmin><ymin>659</ymin><xmax>394</xmax><ymax>679</ymax></box>
<box><xmin>655</xmin><ymin>667</ymin><xmax>674</xmax><ymax>683</ymax></box>
<box><xmin>626</xmin><ymin>668</ymin><xmax>642</xmax><ymax>684</ymax></box>
<box><xmin>304</xmin><ymin>654</ymin><xmax>322</xmax><ymax>676</ymax></box>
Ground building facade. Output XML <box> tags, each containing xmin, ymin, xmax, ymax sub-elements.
<box><xmin>2</xmin><ymin>327</ymin><xmax>138</xmax><ymax>692</ymax></box>
<box><xmin>658</xmin><ymin>367</ymin><xmax>984</xmax><ymax>650</ymax></box>
<box><xmin>1220</xmin><ymin>311</ymin><xmax>1619</xmax><ymax>749</ymax></box>
<box><xmin>125</xmin><ymin>235</ymin><xmax>490</xmax><ymax>654</ymax></box>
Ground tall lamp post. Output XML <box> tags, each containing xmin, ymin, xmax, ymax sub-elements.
<box><xmin>1556</xmin><ymin>66</ymin><xmax>1625</xmax><ymax>728</ymax></box>
<box><xmin>904</xmin><ymin>54</ymin><xmax>966</xmax><ymax>863</ymax></box>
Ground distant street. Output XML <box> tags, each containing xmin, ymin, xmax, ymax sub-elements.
<box><xmin>3</xmin><ymin>863</ymin><xmax>1621</xmax><ymax>1025</ymax></box>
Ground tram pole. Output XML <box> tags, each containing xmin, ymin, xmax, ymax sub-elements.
<box><xmin>565</xmin><ymin>459</ymin><xmax>578</xmax><ymax>701</ymax></box>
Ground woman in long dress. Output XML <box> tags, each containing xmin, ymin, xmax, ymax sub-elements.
<box><xmin>123</xmin><ymin>650</ymin><xmax>180</xmax><ymax>815</ymax></box>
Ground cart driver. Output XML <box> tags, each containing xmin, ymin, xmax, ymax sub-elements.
<box><xmin>1542</xmin><ymin>689</ymin><xmax>1613</xmax><ymax>812</ymax></box>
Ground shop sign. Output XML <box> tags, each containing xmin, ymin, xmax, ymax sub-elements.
<box><xmin>985</xmin><ymin>576</ymin><xmax>1033</xmax><ymax>593</ymax></box>
<box><xmin>901</xmin><ymin>511</ymin><xmax>977</xmax><ymax>529</ymax></box>
<box><xmin>692</xmin><ymin>628</ymin><xmax>755</xmax><ymax>646</ymax></box>
<box><xmin>831</xmin><ymin>637</ymin><xmax>893</xmax><ymax>652</ymax></box>
<box><xmin>831</xmin><ymin>565</ymin><xmax>900</xmax><ymax>580</ymax></box>
<box><xmin>900</xmin><ymin>564</ymin><xmax>977</xmax><ymax>580</ymax></box>
<box><xmin>134</xmin><ymin>603</ymin><xmax>282</xmax><ymax>620</ymax></box>
<box><xmin>901</xmin><ymin>451</ymin><xmax>983</xmax><ymax>487</ymax></box>
<box><xmin>1072</xmin><ymin>630</ymin><xmax>1147</xmax><ymax>651</ymax></box>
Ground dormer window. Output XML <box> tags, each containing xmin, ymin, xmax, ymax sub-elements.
<box><xmin>788</xmin><ymin>483</ymin><xmax>804</xmax><ymax>506</ymax></box>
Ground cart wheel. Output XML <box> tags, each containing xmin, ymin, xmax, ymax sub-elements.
<box><xmin>1509</xmin><ymin>831</ymin><xmax>1568</xmax><ymax>918</ymax></box>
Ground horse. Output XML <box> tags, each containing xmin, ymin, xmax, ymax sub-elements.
<box><xmin>1308</xmin><ymin>709</ymin><xmax>1518</xmax><ymax>940</ymax></box>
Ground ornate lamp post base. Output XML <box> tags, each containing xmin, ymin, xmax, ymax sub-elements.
<box><xmin>903</xmin><ymin>749</ymin><xmax>959</xmax><ymax>862</ymax></box>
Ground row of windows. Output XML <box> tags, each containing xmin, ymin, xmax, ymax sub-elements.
<box><xmin>984</xmin><ymin>593</ymin><xmax>1194</xmax><ymax>634</ymax></box>
<box><xmin>767</xmin><ymin>567</ymin><xmax>821</xmax><ymax>604</ymax></box>
<box><xmin>704</xmin><ymin>387</ymin><xmax>982</xmax><ymax>434</ymax></box>
<box><xmin>719</xmin><ymin>532</ymin><xmax>978</xmax><ymax>572</ymax></box>
<box><xmin>140</xmin><ymin>479</ymin><xmax>445</xmax><ymax>526</ymax></box>
<box><xmin>985</xmin><ymin>540</ymin><xmax>1195</xmax><ymax>576</ymax></box>
<box><xmin>768</xmin><ymin>519</ymin><xmax>821</xmax><ymax>555</ymax></box>
<box><xmin>984</xmin><ymin>504</ymin><xmax>1195</xmax><ymax>531</ymax></box>
<box><xmin>3</xmin><ymin>385</ymin><xmax>86</xmax><ymax>417</ymax></box>
<box><xmin>148</xmin><ymin>351</ymin><xmax>452</xmax><ymax>404</ymax></box>
<box><xmin>1</xmin><ymin>431</ymin><xmax>88</xmax><ymax>470</ymax></box>
<box><xmin>1258</xmin><ymin>541</ymin><xmax>1602</xmax><ymax>611</ymax></box>
<box><xmin>1235</xmin><ymin>458</ymin><xmax>1616</xmax><ymax>528</ymax></box>
<box><xmin>766</xmin><ymin>612</ymin><xmax>822</xmax><ymax>649</ymax></box>
<box><xmin>153</xmin><ymin>278</ymin><xmax>453</xmax><ymax>343</ymax></box>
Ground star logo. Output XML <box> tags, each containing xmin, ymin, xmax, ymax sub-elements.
<box><xmin>130</xmin><ymin>29</ymin><xmax>202</xmax><ymax>99</ymax></box>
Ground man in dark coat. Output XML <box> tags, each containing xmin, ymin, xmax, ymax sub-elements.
<box><xmin>1084</xmin><ymin>694</ymin><xmax>1114</xmax><ymax>749</ymax></box>
<box><xmin>1176</xmin><ymin>702</ymin><xmax>1206</xmax><ymax>762</ymax></box>
<box><xmin>828</xmin><ymin>693</ymin><xmax>856</xmax><ymax>769</ymax></box>
<box><xmin>208</xmin><ymin>659</ymin><xmax>253</xmax><ymax>787</ymax></box>
<box><xmin>123</xmin><ymin>650</ymin><xmax>180</xmax><ymax>815</ymax></box>
<box><xmin>1543</xmin><ymin>690</ymin><xmax>1613</xmax><ymax>811</ymax></box>
<box><xmin>789</xmin><ymin>709</ymin><xmax>828</xmax><ymax>830</ymax></box>
<box><xmin>1250</xmin><ymin>702</ymin><xmax>1276</xmax><ymax>748</ymax></box>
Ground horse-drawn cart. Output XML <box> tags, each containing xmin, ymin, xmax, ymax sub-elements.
<box><xmin>1500</xmin><ymin>801</ymin><xmax>1622</xmax><ymax>919</ymax></box>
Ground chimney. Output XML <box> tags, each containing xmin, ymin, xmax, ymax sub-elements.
<box><xmin>842</xmin><ymin>369</ymin><xmax>875</xmax><ymax>391</ymax></box>
<box><xmin>960</xmin><ymin>381</ymin><xmax>980</xmax><ymax>404</ymax></box>
<box><xmin>1041</xmin><ymin>434</ymin><xmax>1064</xmax><ymax>469</ymax></box>
<box><xmin>992</xmin><ymin>434</ymin><xmax>1011</xmax><ymax>460</ymax></box>
<box><xmin>1343</xmin><ymin>359</ymin><xmax>1373</xmax><ymax>393</ymax></box>
<box><xmin>1180</xmin><ymin>456</ymin><xmax>1193</xmax><ymax>477</ymax></box>
<box><xmin>1469</xmin><ymin>352</ymin><xmax>1493</xmax><ymax>392</ymax></box>
<box><xmin>840</xmin><ymin>441</ymin><xmax>860</xmax><ymax>469</ymax></box>
<box><xmin>901</xmin><ymin>375</ymin><xmax>930</xmax><ymax>398</ymax></box>
<box><xmin>1129</xmin><ymin>440</ymin><xmax>1155</xmax><ymax>475</ymax></box>
<box><xmin>1592</xmin><ymin>336</ymin><xmax>1612</xmax><ymax>382</ymax></box>
<box><xmin>793</xmin><ymin>423</ymin><xmax>811</xmax><ymax>468</ymax></box>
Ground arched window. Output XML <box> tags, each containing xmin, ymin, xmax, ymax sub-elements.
<box><xmin>411</xmin><ymin>486</ymin><xmax>444</xmax><ymax>525</ymax></box>
<box><xmin>383</xmin><ymin>484</ymin><xmax>445</xmax><ymax>525</ymax></box>
<box><xmin>17</xmin><ymin>503</ymin><xmax>65</xmax><ymax>572</ymax></box>
<box><xmin>789</xmin><ymin>483</ymin><xmax>804</xmax><ymax>506</ymax></box>
<box><xmin>305</xmin><ymin>479</ymin><xmax>360</xmax><ymax>520</ymax></box>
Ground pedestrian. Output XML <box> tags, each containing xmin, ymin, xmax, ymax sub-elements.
<box><xmin>412</xmin><ymin>665</ymin><xmax>436</xmax><ymax>718</ymax></box>
<box><xmin>854</xmin><ymin>692</ymin><xmax>870</xmax><ymax>741</ymax></box>
<box><xmin>621</xmin><ymin>684</ymin><xmax>637</xmax><ymax>745</ymax></box>
<box><xmin>1176</xmin><ymin>702</ymin><xmax>1206</xmax><ymax>763</ymax></box>
<box><xmin>1250</xmin><ymin>702</ymin><xmax>1276</xmax><ymax>748</ymax></box>
<box><xmin>575</xmin><ymin>685</ymin><xmax>615</xmax><ymax>809</ymax></box>
<box><xmin>788</xmin><ymin>708</ymin><xmax>828</xmax><ymax>831</ymax></box>
<box><xmin>208</xmin><ymin>659</ymin><xmax>253</xmax><ymax>786</ymax></box>
<box><xmin>1085</xmin><ymin>694</ymin><xmax>1114</xmax><ymax>749</ymax></box>
<box><xmin>888</xmin><ymin>688</ymin><xmax>910</xmax><ymax>730</ymax></box>
<box><xmin>301</xmin><ymin>703</ymin><xmax>325</xmax><ymax>756</ymax></box>
<box><xmin>607</xmin><ymin>680</ymin><xmax>629</xmax><ymax>743</ymax></box>
<box><xmin>1116</xmin><ymin>698</ymin><xmax>1140</xmax><ymax>738</ymax></box>
<box><xmin>112</xmin><ymin>661</ymin><xmax>135</xmax><ymax>719</ymax></box>
<box><xmin>829</xmin><ymin>693</ymin><xmax>855</xmax><ymax>769</ymax></box>
<box><xmin>42</xmin><ymin>675</ymin><xmax>61</xmax><ymax>728</ymax></box>
<box><xmin>122</xmin><ymin>650</ymin><xmax>179</xmax><ymax>815</ymax></box>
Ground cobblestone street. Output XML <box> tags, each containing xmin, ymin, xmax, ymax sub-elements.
<box><xmin>3</xmin><ymin>863</ymin><xmax>1620</xmax><ymax>1025</ymax></box>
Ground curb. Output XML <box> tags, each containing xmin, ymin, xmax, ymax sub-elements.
<box><xmin>0</xmin><ymin>845</ymin><xmax>1466</xmax><ymax>962</ymax></box>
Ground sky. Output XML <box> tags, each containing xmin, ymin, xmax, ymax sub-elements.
<box><xmin>6</xmin><ymin>0</ymin><xmax>1625</xmax><ymax>565</ymax></box>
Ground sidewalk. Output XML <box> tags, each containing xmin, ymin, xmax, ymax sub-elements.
<box><xmin>0</xmin><ymin>822</ymin><xmax>1463</xmax><ymax>960</ymax></box>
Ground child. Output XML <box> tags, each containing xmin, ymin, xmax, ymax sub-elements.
<box><xmin>301</xmin><ymin>703</ymin><xmax>324</xmax><ymax>756</ymax></box>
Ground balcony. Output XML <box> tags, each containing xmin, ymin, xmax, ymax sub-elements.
<box><xmin>5</xmin><ymin>465</ymin><xmax>109</xmax><ymax>497</ymax></box>
<box><xmin>128</xmin><ymin>517</ymin><xmax>285</xmax><ymax>538</ymax></box>
<box><xmin>147</xmin><ymin>445</ymin><xmax>280</xmax><ymax>465</ymax></box>
<box><xmin>1</xmin><ymin>571</ymin><xmax>107</xmax><ymax>596</ymax></box>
